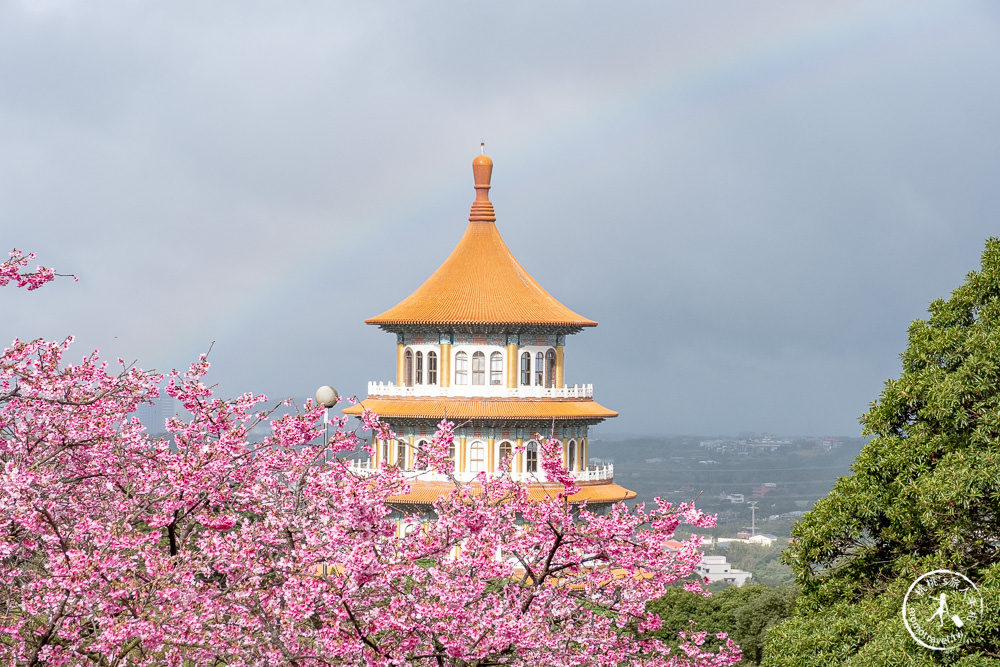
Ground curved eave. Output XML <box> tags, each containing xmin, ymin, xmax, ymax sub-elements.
<box><xmin>368</xmin><ymin>320</ymin><xmax>592</xmax><ymax>333</ymax></box>
<box><xmin>386</xmin><ymin>480</ymin><xmax>637</xmax><ymax>505</ymax></box>
<box><xmin>365</xmin><ymin>220</ymin><xmax>597</xmax><ymax>329</ymax></box>
<box><xmin>343</xmin><ymin>397</ymin><xmax>617</xmax><ymax>421</ymax></box>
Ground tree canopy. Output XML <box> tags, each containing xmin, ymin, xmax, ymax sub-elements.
<box><xmin>765</xmin><ymin>238</ymin><xmax>1000</xmax><ymax>665</ymax></box>
<box><xmin>649</xmin><ymin>585</ymin><xmax>796</xmax><ymax>667</ymax></box>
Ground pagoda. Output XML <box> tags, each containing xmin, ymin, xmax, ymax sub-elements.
<box><xmin>344</xmin><ymin>150</ymin><xmax>635</xmax><ymax>509</ymax></box>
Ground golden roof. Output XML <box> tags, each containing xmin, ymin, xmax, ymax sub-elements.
<box><xmin>365</xmin><ymin>153</ymin><xmax>597</xmax><ymax>329</ymax></box>
<box><xmin>386</xmin><ymin>480</ymin><xmax>637</xmax><ymax>505</ymax></box>
<box><xmin>343</xmin><ymin>397</ymin><xmax>618</xmax><ymax>421</ymax></box>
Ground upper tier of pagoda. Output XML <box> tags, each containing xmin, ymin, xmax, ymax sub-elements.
<box><xmin>365</xmin><ymin>153</ymin><xmax>597</xmax><ymax>332</ymax></box>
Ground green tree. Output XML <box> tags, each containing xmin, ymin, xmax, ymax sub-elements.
<box><xmin>764</xmin><ymin>239</ymin><xmax>1000</xmax><ymax>665</ymax></box>
<box><xmin>648</xmin><ymin>585</ymin><xmax>796</xmax><ymax>666</ymax></box>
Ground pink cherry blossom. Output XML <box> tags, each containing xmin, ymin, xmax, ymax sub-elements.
<box><xmin>1</xmin><ymin>249</ymin><xmax>74</xmax><ymax>290</ymax></box>
<box><xmin>0</xmin><ymin>255</ymin><xmax>740</xmax><ymax>666</ymax></box>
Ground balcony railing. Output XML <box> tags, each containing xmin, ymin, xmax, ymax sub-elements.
<box><xmin>366</xmin><ymin>381</ymin><xmax>594</xmax><ymax>399</ymax></box>
<box><xmin>343</xmin><ymin>458</ymin><xmax>614</xmax><ymax>484</ymax></box>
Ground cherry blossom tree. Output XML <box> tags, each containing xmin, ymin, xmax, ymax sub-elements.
<box><xmin>0</xmin><ymin>254</ymin><xmax>739</xmax><ymax>666</ymax></box>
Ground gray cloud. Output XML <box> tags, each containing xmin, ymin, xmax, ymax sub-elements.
<box><xmin>3</xmin><ymin>1</ymin><xmax>999</xmax><ymax>437</ymax></box>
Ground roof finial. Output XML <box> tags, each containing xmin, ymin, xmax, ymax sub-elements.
<box><xmin>470</xmin><ymin>147</ymin><xmax>495</xmax><ymax>223</ymax></box>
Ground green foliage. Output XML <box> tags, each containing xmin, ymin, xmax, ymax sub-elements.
<box><xmin>648</xmin><ymin>585</ymin><xmax>796</xmax><ymax>666</ymax></box>
<box><xmin>766</xmin><ymin>239</ymin><xmax>1000</xmax><ymax>664</ymax></box>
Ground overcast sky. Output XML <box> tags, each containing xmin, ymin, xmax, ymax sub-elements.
<box><xmin>3</xmin><ymin>1</ymin><xmax>999</xmax><ymax>437</ymax></box>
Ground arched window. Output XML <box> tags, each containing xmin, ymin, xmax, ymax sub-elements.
<box><xmin>520</xmin><ymin>352</ymin><xmax>531</xmax><ymax>386</ymax></box>
<box><xmin>567</xmin><ymin>439</ymin><xmax>577</xmax><ymax>472</ymax></box>
<box><xmin>381</xmin><ymin>440</ymin><xmax>390</xmax><ymax>465</ymax></box>
<box><xmin>498</xmin><ymin>441</ymin><xmax>513</xmax><ymax>470</ymax></box>
<box><xmin>397</xmin><ymin>441</ymin><xmax>407</xmax><ymax>469</ymax></box>
<box><xmin>545</xmin><ymin>349</ymin><xmax>556</xmax><ymax>388</ymax></box>
<box><xmin>448</xmin><ymin>441</ymin><xmax>455</xmax><ymax>466</ymax></box>
<box><xmin>525</xmin><ymin>440</ymin><xmax>539</xmax><ymax>473</ymax></box>
<box><xmin>490</xmin><ymin>352</ymin><xmax>503</xmax><ymax>385</ymax></box>
<box><xmin>404</xmin><ymin>349</ymin><xmax>413</xmax><ymax>387</ymax></box>
<box><xmin>415</xmin><ymin>439</ymin><xmax>428</xmax><ymax>469</ymax></box>
<box><xmin>455</xmin><ymin>352</ymin><xmax>468</xmax><ymax>385</ymax></box>
<box><xmin>427</xmin><ymin>351</ymin><xmax>438</xmax><ymax>385</ymax></box>
<box><xmin>469</xmin><ymin>440</ymin><xmax>486</xmax><ymax>472</ymax></box>
<box><xmin>472</xmin><ymin>352</ymin><xmax>486</xmax><ymax>385</ymax></box>
<box><xmin>535</xmin><ymin>352</ymin><xmax>544</xmax><ymax>386</ymax></box>
<box><xmin>415</xmin><ymin>351</ymin><xmax>423</xmax><ymax>385</ymax></box>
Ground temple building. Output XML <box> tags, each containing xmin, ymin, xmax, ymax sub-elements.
<box><xmin>343</xmin><ymin>150</ymin><xmax>635</xmax><ymax>510</ymax></box>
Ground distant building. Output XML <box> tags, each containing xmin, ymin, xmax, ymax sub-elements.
<box><xmin>695</xmin><ymin>555</ymin><xmax>752</xmax><ymax>587</ymax></box>
<box><xmin>747</xmin><ymin>533</ymin><xmax>779</xmax><ymax>547</ymax></box>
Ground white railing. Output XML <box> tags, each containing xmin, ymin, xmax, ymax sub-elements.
<box><xmin>366</xmin><ymin>381</ymin><xmax>594</xmax><ymax>399</ymax></box>
<box><xmin>573</xmin><ymin>464</ymin><xmax>615</xmax><ymax>482</ymax></box>
<box><xmin>343</xmin><ymin>459</ymin><xmax>614</xmax><ymax>484</ymax></box>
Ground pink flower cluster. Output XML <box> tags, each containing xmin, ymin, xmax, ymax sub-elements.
<box><xmin>1</xmin><ymin>249</ymin><xmax>73</xmax><ymax>290</ymax></box>
<box><xmin>0</xmin><ymin>254</ymin><xmax>740</xmax><ymax>666</ymax></box>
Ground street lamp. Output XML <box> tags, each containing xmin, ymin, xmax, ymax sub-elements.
<box><xmin>315</xmin><ymin>385</ymin><xmax>339</xmax><ymax>453</ymax></box>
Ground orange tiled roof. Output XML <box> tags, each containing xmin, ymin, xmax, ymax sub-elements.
<box><xmin>386</xmin><ymin>480</ymin><xmax>637</xmax><ymax>505</ymax></box>
<box><xmin>343</xmin><ymin>397</ymin><xmax>618</xmax><ymax>421</ymax></box>
<box><xmin>365</xmin><ymin>154</ymin><xmax>597</xmax><ymax>329</ymax></box>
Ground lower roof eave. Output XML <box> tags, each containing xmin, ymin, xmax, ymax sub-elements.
<box><xmin>384</xmin><ymin>480</ymin><xmax>637</xmax><ymax>506</ymax></box>
<box><xmin>343</xmin><ymin>397</ymin><xmax>618</xmax><ymax>421</ymax></box>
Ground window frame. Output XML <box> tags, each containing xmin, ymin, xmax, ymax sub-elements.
<box><xmin>525</xmin><ymin>440</ymin><xmax>539</xmax><ymax>473</ymax></box>
<box><xmin>471</xmin><ymin>351</ymin><xmax>486</xmax><ymax>385</ymax></box>
<box><xmin>498</xmin><ymin>440</ymin><xmax>513</xmax><ymax>471</ymax></box>
<box><xmin>490</xmin><ymin>351</ymin><xmax>503</xmax><ymax>386</ymax></box>
<box><xmin>404</xmin><ymin>348</ymin><xmax>414</xmax><ymax>387</ymax></box>
<box><xmin>469</xmin><ymin>440</ymin><xmax>486</xmax><ymax>473</ymax></box>
<box><xmin>415</xmin><ymin>439</ymin><xmax>428</xmax><ymax>469</ymax></box>
<box><xmin>427</xmin><ymin>351</ymin><xmax>438</xmax><ymax>385</ymax></box>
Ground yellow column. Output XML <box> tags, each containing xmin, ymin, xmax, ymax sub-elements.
<box><xmin>406</xmin><ymin>435</ymin><xmax>413</xmax><ymax>469</ymax></box>
<box><xmin>440</xmin><ymin>343</ymin><xmax>452</xmax><ymax>388</ymax></box>
<box><xmin>562</xmin><ymin>437</ymin><xmax>568</xmax><ymax>468</ymax></box>
<box><xmin>396</xmin><ymin>343</ymin><xmax>405</xmax><ymax>386</ymax></box>
<box><xmin>506</xmin><ymin>344</ymin><xmax>518</xmax><ymax>388</ymax></box>
<box><xmin>515</xmin><ymin>437</ymin><xmax>523</xmax><ymax>472</ymax></box>
<box><xmin>555</xmin><ymin>345</ymin><xmax>565</xmax><ymax>388</ymax></box>
<box><xmin>582</xmin><ymin>437</ymin><xmax>588</xmax><ymax>470</ymax></box>
<box><xmin>487</xmin><ymin>437</ymin><xmax>496</xmax><ymax>471</ymax></box>
<box><xmin>458</xmin><ymin>436</ymin><xmax>467</xmax><ymax>473</ymax></box>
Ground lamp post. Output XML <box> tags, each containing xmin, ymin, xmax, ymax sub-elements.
<box><xmin>315</xmin><ymin>385</ymin><xmax>339</xmax><ymax>458</ymax></box>
<box><xmin>748</xmin><ymin>501</ymin><xmax>758</xmax><ymax>537</ymax></box>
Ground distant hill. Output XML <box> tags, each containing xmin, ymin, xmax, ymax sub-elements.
<box><xmin>589</xmin><ymin>434</ymin><xmax>863</xmax><ymax>536</ymax></box>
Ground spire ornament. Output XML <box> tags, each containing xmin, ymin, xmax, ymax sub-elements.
<box><xmin>469</xmin><ymin>149</ymin><xmax>495</xmax><ymax>223</ymax></box>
